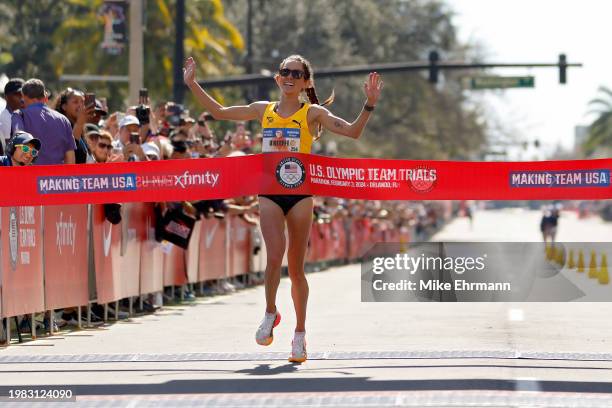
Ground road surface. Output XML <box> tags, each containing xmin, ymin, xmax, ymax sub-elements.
<box><xmin>1</xmin><ymin>208</ymin><xmax>612</xmax><ymax>407</ymax></box>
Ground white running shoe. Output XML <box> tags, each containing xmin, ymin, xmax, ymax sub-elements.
<box><xmin>255</xmin><ymin>311</ymin><xmax>281</xmax><ymax>346</ymax></box>
<box><xmin>289</xmin><ymin>333</ymin><xmax>307</xmax><ymax>363</ymax></box>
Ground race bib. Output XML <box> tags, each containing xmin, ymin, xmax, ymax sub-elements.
<box><xmin>262</xmin><ymin>128</ymin><xmax>301</xmax><ymax>153</ymax></box>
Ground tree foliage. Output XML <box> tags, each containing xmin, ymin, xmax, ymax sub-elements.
<box><xmin>0</xmin><ymin>0</ymin><xmax>244</xmax><ymax>110</ymax></box>
<box><xmin>585</xmin><ymin>86</ymin><xmax>612</xmax><ymax>155</ymax></box>
<box><xmin>223</xmin><ymin>0</ymin><xmax>487</xmax><ymax>159</ymax></box>
<box><xmin>0</xmin><ymin>0</ymin><xmax>487</xmax><ymax>159</ymax></box>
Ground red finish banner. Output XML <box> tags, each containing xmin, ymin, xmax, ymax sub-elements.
<box><xmin>0</xmin><ymin>153</ymin><xmax>610</xmax><ymax>206</ymax></box>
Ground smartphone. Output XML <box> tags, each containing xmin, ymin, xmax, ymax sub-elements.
<box><xmin>139</xmin><ymin>88</ymin><xmax>148</xmax><ymax>104</ymax></box>
<box><xmin>129</xmin><ymin>132</ymin><xmax>140</xmax><ymax>144</ymax></box>
<box><xmin>85</xmin><ymin>93</ymin><xmax>95</xmax><ymax>108</ymax></box>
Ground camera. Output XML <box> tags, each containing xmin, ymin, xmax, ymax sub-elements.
<box><xmin>135</xmin><ymin>88</ymin><xmax>150</xmax><ymax>125</ymax></box>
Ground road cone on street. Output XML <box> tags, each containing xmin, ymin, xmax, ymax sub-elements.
<box><xmin>568</xmin><ymin>249</ymin><xmax>575</xmax><ymax>269</ymax></box>
<box><xmin>599</xmin><ymin>254</ymin><xmax>609</xmax><ymax>285</ymax></box>
<box><xmin>547</xmin><ymin>244</ymin><xmax>555</xmax><ymax>261</ymax></box>
<box><xmin>577</xmin><ymin>250</ymin><xmax>585</xmax><ymax>273</ymax></box>
<box><xmin>555</xmin><ymin>246</ymin><xmax>565</xmax><ymax>266</ymax></box>
<box><xmin>588</xmin><ymin>250</ymin><xmax>598</xmax><ymax>279</ymax></box>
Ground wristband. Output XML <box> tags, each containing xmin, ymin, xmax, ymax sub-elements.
<box><xmin>364</xmin><ymin>104</ymin><xmax>375</xmax><ymax>112</ymax></box>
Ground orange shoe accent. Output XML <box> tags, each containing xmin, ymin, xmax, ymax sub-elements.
<box><xmin>288</xmin><ymin>354</ymin><xmax>307</xmax><ymax>363</ymax></box>
<box><xmin>288</xmin><ymin>339</ymin><xmax>307</xmax><ymax>363</ymax></box>
<box><xmin>256</xmin><ymin>312</ymin><xmax>281</xmax><ymax>346</ymax></box>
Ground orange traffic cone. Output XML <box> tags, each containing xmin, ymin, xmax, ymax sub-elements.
<box><xmin>568</xmin><ymin>249</ymin><xmax>575</xmax><ymax>269</ymax></box>
<box><xmin>588</xmin><ymin>250</ymin><xmax>598</xmax><ymax>279</ymax></box>
<box><xmin>599</xmin><ymin>254</ymin><xmax>609</xmax><ymax>285</ymax></box>
<box><xmin>548</xmin><ymin>245</ymin><xmax>556</xmax><ymax>261</ymax></box>
<box><xmin>555</xmin><ymin>246</ymin><xmax>565</xmax><ymax>266</ymax></box>
<box><xmin>577</xmin><ymin>250</ymin><xmax>585</xmax><ymax>273</ymax></box>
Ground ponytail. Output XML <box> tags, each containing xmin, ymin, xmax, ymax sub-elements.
<box><xmin>305</xmin><ymin>86</ymin><xmax>334</xmax><ymax>140</ymax></box>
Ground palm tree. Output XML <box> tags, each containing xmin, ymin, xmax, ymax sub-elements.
<box><xmin>50</xmin><ymin>0</ymin><xmax>244</xmax><ymax>108</ymax></box>
<box><xmin>586</xmin><ymin>86</ymin><xmax>612</xmax><ymax>155</ymax></box>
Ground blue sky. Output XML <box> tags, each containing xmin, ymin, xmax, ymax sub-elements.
<box><xmin>447</xmin><ymin>0</ymin><xmax>611</xmax><ymax>159</ymax></box>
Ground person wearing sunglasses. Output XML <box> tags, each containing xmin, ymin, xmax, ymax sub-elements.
<box><xmin>0</xmin><ymin>131</ymin><xmax>42</xmax><ymax>166</ymax></box>
<box><xmin>86</xmin><ymin>129</ymin><xmax>116</xmax><ymax>163</ymax></box>
<box><xmin>184</xmin><ymin>54</ymin><xmax>383</xmax><ymax>363</ymax></box>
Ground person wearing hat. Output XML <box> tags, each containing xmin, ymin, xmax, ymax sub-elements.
<box><xmin>0</xmin><ymin>130</ymin><xmax>41</xmax><ymax>166</ymax></box>
<box><xmin>142</xmin><ymin>142</ymin><xmax>160</xmax><ymax>161</ymax></box>
<box><xmin>91</xmin><ymin>99</ymin><xmax>108</xmax><ymax>125</ymax></box>
<box><xmin>113</xmin><ymin>114</ymin><xmax>147</xmax><ymax>161</ymax></box>
<box><xmin>113</xmin><ymin>114</ymin><xmax>139</xmax><ymax>148</ymax></box>
<box><xmin>11</xmin><ymin>79</ymin><xmax>76</xmax><ymax>165</ymax></box>
<box><xmin>0</xmin><ymin>78</ymin><xmax>25</xmax><ymax>152</ymax></box>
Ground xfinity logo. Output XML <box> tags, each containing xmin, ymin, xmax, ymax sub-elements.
<box><xmin>56</xmin><ymin>212</ymin><xmax>76</xmax><ymax>255</ymax></box>
<box><xmin>174</xmin><ymin>171</ymin><xmax>219</xmax><ymax>189</ymax></box>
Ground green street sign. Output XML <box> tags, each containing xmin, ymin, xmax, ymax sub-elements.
<box><xmin>469</xmin><ymin>76</ymin><xmax>535</xmax><ymax>89</ymax></box>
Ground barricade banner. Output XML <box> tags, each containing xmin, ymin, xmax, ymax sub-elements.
<box><xmin>138</xmin><ymin>204</ymin><xmax>164</xmax><ymax>296</ymax></box>
<box><xmin>349</xmin><ymin>219</ymin><xmax>374</xmax><ymax>260</ymax></box>
<box><xmin>315</xmin><ymin>222</ymin><xmax>331</xmax><ymax>262</ymax></box>
<box><xmin>320</xmin><ymin>222</ymin><xmax>334</xmax><ymax>262</ymax></box>
<box><xmin>331</xmin><ymin>219</ymin><xmax>348</xmax><ymax>261</ymax></box>
<box><xmin>92</xmin><ymin>204</ymin><xmax>122</xmax><ymax>304</ymax></box>
<box><xmin>0</xmin><ymin>154</ymin><xmax>610</xmax><ymax>206</ymax></box>
<box><xmin>185</xmin><ymin>220</ymin><xmax>202</xmax><ymax>283</ymax></box>
<box><xmin>43</xmin><ymin>205</ymin><xmax>89</xmax><ymax>310</ymax></box>
<box><xmin>229</xmin><ymin>216</ymin><xmax>251</xmax><ymax>278</ymax></box>
<box><xmin>306</xmin><ymin>222</ymin><xmax>320</xmax><ymax>263</ymax></box>
<box><xmin>348</xmin><ymin>220</ymin><xmax>363</xmax><ymax>261</ymax></box>
<box><xmin>118</xmin><ymin>202</ymin><xmax>143</xmax><ymax>299</ymax></box>
<box><xmin>163</xmin><ymin>245</ymin><xmax>187</xmax><ymax>287</ymax></box>
<box><xmin>198</xmin><ymin>218</ymin><xmax>227</xmax><ymax>281</ymax></box>
<box><xmin>1</xmin><ymin>207</ymin><xmax>44</xmax><ymax>317</ymax></box>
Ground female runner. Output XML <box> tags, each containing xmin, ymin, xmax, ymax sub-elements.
<box><xmin>184</xmin><ymin>54</ymin><xmax>382</xmax><ymax>363</ymax></box>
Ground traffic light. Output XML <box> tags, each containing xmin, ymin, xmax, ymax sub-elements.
<box><xmin>428</xmin><ymin>51</ymin><xmax>439</xmax><ymax>84</ymax></box>
<box><xmin>558</xmin><ymin>54</ymin><xmax>567</xmax><ymax>84</ymax></box>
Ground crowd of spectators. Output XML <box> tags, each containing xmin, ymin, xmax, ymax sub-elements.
<box><xmin>0</xmin><ymin>77</ymin><xmax>448</xmax><ymax>336</ymax></box>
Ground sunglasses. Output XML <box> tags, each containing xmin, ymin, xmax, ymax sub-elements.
<box><xmin>98</xmin><ymin>142</ymin><xmax>113</xmax><ymax>150</ymax></box>
<box><xmin>279</xmin><ymin>68</ymin><xmax>306</xmax><ymax>79</ymax></box>
<box><xmin>15</xmin><ymin>144</ymin><xmax>38</xmax><ymax>157</ymax></box>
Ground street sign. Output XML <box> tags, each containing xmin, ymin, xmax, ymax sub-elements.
<box><xmin>469</xmin><ymin>76</ymin><xmax>535</xmax><ymax>89</ymax></box>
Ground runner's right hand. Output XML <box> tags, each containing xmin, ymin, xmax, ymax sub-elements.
<box><xmin>183</xmin><ymin>57</ymin><xmax>197</xmax><ymax>85</ymax></box>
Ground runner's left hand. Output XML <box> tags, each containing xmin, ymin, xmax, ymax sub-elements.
<box><xmin>364</xmin><ymin>72</ymin><xmax>383</xmax><ymax>106</ymax></box>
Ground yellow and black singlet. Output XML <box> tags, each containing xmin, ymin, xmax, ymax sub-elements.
<box><xmin>259</xmin><ymin>102</ymin><xmax>314</xmax><ymax>214</ymax></box>
<box><xmin>260</xmin><ymin>102</ymin><xmax>314</xmax><ymax>154</ymax></box>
